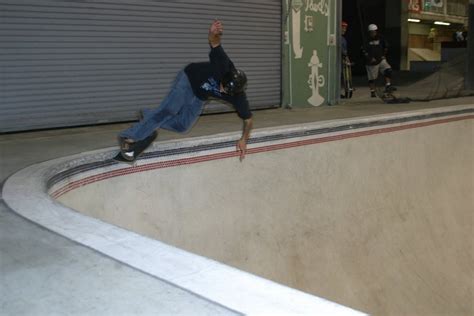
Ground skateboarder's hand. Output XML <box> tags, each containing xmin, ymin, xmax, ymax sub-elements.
<box><xmin>236</xmin><ymin>138</ymin><xmax>247</xmax><ymax>162</ymax></box>
<box><xmin>210</xmin><ymin>20</ymin><xmax>223</xmax><ymax>35</ymax></box>
<box><xmin>209</xmin><ymin>20</ymin><xmax>223</xmax><ymax>47</ymax></box>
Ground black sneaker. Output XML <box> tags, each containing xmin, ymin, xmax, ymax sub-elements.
<box><xmin>119</xmin><ymin>138</ymin><xmax>136</xmax><ymax>161</ymax></box>
<box><xmin>371</xmin><ymin>91</ymin><xmax>377</xmax><ymax>98</ymax></box>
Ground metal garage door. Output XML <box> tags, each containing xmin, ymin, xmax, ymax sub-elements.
<box><xmin>0</xmin><ymin>0</ymin><xmax>281</xmax><ymax>133</ymax></box>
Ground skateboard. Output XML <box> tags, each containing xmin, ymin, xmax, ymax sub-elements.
<box><xmin>342</xmin><ymin>57</ymin><xmax>353</xmax><ymax>99</ymax></box>
<box><xmin>113</xmin><ymin>131</ymin><xmax>157</xmax><ymax>163</ymax></box>
<box><xmin>377</xmin><ymin>86</ymin><xmax>410</xmax><ymax>104</ymax></box>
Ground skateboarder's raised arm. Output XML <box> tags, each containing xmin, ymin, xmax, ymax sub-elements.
<box><xmin>208</xmin><ymin>20</ymin><xmax>232</xmax><ymax>79</ymax></box>
<box><xmin>209</xmin><ymin>46</ymin><xmax>233</xmax><ymax>79</ymax></box>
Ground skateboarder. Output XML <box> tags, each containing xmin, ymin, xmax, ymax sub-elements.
<box><xmin>341</xmin><ymin>21</ymin><xmax>353</xmax><ymax>99</ymax></box>
<box><xmin>361</xmin><ymin>24</ymin><xmax>395</xmax><ymax>98</ymax></box>
<box><xmin>341</xmin><ymin>21</ymin><xmax>349</xmax><ymax>58</ymax></box>
<box><xmin>117</xmin><ymin>20</ymin><xmax>252</xmax><ymax>162</ymax></box>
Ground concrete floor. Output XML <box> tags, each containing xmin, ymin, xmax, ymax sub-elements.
<box><xmin>1</xmin><ymin>92</ymin><xmax>473</xmax><ymax>315</ymax></box>
<box><xmin>0</xmin><ymin>203</ymin><xmax>238</xmax><ymax>316</ymax></box>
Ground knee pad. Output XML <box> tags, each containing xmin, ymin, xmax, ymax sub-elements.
<box><xmin>368</xmin><ymin>80</ymin><xmax>375</xmax><ymax>84</ymax></box>
<box><xmin>384</xmin><ymin>68</ymin><xmax>392</xmax><ymax>78</ymax></box>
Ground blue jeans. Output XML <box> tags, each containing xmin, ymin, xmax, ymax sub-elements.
<box><xmin>119</xmin><ymin>70</ymin><xmax>204</xmax><ymax>141</ymax></box>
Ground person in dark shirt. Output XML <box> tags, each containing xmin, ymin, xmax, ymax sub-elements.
<box><xmin>361</xmin><ymin>24</ymin><xmax>394</xmax><ymax>98</ymax></box>
<box><xmin>118</xmin><ymin>20</ymin><xmax>253</xmax><ymax>161</ymax></box>
<box><xmin>341</xmin><ymin>21</ymin><xmax>349</xmax><ymax>58</ymax></box>
<box><xmin>340</xmin><ymin>21</ymin><xmax>353</xmax><ymax>98</ymax></box>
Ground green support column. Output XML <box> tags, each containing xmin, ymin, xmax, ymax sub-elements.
<box><xmin>282</xmin><ymin>0</ymin><xmax>339</xmax><ymax>108</ymax></box>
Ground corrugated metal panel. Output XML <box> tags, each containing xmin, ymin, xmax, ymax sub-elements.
<box><xmin>0</xmin><ymin>0</ymin><xmax>281</xmax><ymax>132</ymax></box>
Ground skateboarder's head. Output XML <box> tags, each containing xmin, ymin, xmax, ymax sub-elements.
<box><xmin>368</xmin><ymin>24</ymin><xmax>378</xmax><ymax>38</ymax></box>
<box><xmin>341</xmin><ymin>21</ymin><xmax>348</xmax><ymax>35</ymax></box>
<box><xmin>221</xmin><ymin>69</ymin><xmax>247</xmax><ymax>96</ymax></box>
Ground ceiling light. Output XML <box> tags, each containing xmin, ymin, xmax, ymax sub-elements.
<box><xmin>408</xmin><ymin>19</ymin><xmax>421</xmax><ymax>23</ymax></box>
<box><xmin>434</xmin><ymin>21</ymin><xmax>451</xmax><ymax>26</ymax></box>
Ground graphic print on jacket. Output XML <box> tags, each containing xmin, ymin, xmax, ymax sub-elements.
<box><xmin>201</xmin><ymin>77</ymin><xmax>222</xmax><ymax>98</ymax></box>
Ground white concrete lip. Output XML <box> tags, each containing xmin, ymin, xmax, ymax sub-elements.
<box><xmin>3</xmin><ymin>104</ymin><xmax>473</xmax><ymax>315</ymax></box>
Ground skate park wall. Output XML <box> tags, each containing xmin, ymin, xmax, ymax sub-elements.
<box><xmin>3</xmin><ymin>105</ymin><xmax>473</xmax><ymax>315</ymax></box>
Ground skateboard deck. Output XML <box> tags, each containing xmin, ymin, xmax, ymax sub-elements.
<box><xmin>382</xmin><ymin>96</ymin><xmax>411</xmax><ymax>104</ymax></box>
<box><xmin>114</xmin><ymin>131</ymin><xmax>157</xmax><ymax>164</ymax></box>
<box><xmin>377</xmin><ymin>86</ymin><xmax>410</xmax><ymax>104</ymax></box>
<box><xmin>342</xmin><ymin>58</ymin><xmax>353</xmax><ymax>99</ymax></box>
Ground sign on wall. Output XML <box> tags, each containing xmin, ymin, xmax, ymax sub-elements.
<box><xmin>428</xmin><ymin>0</ymin><xmax>444</xmax><ymax>8</ymax></box>
<box><xmin>408</xmin><ymin>0</ymin><xmax>422</xmax><ymax>12</ymax></box>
